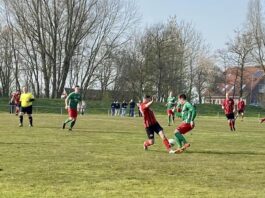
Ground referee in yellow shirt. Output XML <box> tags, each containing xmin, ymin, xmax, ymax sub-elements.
<box><xmin>19</xmin><ymin>86</ymin><xmax>35</xmax><ymax>127</ymax></box>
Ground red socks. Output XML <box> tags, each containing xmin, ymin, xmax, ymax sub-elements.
<box><xmin>163</xmin><ymin>139</ymin><xmax>171</xmax><ymax>151</ymax></box>
<box><xmin>144</xmin><ymin>139</ymin><xmax>171</xmax><ymax>151</ymax></box>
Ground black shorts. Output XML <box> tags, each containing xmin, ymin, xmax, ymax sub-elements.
<box><xmin>145</xmin><ymin>122</ymin><xmax>163</xmax><ymax>139</ymax></box>
<box><xmin>226</xmin><ymin>113</ymin><xmax>235</xmax><ymax>120</ymax></box>
<box><xmin>238</xmin><ymin>109</ymin><xmax>244</xmax><ymax>114</ymax></box>
<box><xmin>20</xmin><ymin>106</ymin><xmax>33</xmax><ymax>114</ymax></box>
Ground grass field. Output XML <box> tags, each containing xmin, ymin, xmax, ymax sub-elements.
<box><xmin>0</xmin><ymin>113</ymin><xmax>265</xmax><ymax>198</ymax></box>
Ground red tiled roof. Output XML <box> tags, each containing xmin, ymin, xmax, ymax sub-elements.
<box><xmin>206</xmin><ymin>66</ymin><xmax>264</xmax><ymax>97</ymax></box>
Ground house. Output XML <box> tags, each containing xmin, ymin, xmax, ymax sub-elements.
<box><xmin>203</xmin><ymin>66</ymin><xmax>265</xmax><ymax>107</ymax></box>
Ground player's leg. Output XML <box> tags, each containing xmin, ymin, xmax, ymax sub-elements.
<box><xmin>231</xmin><ymin>113</ymin><xmax>236</xmax><ymax>131</ymax></box>
<box><xmin>143</xmin><ymin>127</ymin><xmax>155</xmax><ymax>150</ymax></box>
<box><xmin>228</xmin><ymin>120</ymin><xmax>232</xmax><ymax>131</ymax></box>
<box><xmin>241</xmin><ymin>112</ymin><xmax>244</xmax><ymax>121</ymax></box>
<box><xmin>63</xmin><ymin>108</ymin><xmax>74</xmax><ymax>129</ymax></box>
<box><xmin>156</xmin><ymin>123</ymin><xmax>171</xmax><ymax>152</ymax></box>
<box><xmin>69</xmin><ymin>118</ymin><xmax>76</xmax><ymax>130</ymax></box>
<box><xmin>172</xmin><ymin>112</ymin><xmax>175</xmax><ymax>124</ymax></box>
<box><xmin>19</xmin><ymin>110</ymin><xmax>24</xmax><ymax>127</ymax></box>
<box><xmin>226</xmin><ymin>114</ymin><xmax>233</xmax><ymax>131</ymax></box>
<box><xmin>28</xmin><ymin>114</ymin><xmax>33</xmax><ymax>127</ymax></box>
<box><xmin>260</xmin><ymin>118</ymin><xmax>265</xmax><ymax>123</ymax></box>
<box><xmin>27</xmin><ymin>106</ymin><xmax>33</xmax><ymax>127</ymax></box>
<box><xmin>168</xmin><ymin>115</ymin><xmax>171</xmax><ymax>126</ymax></box>
<box><xmin>63</xmin><ymin>116</ymin><xmax>72</xmax><ymax>128</ymax></box>
<box><xmin>167</xmin><ymin>110</ymin><xmax>172</xmax><ymax>126</ymax></box>
<box><xmin>173</xmin><ymin>123</ymin><xmax>191</xmax><ymax>153</ymax></box>
<box><xmin>15</xmin><ymin>105</ymin><xmax>19</xmax><ymax>116</ymax></box>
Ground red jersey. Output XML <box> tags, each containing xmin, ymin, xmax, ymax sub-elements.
<box><xmin>237</xmin><ymin>100</ymin><xmax>245</xmax><ymax>110</ymax></box>
<box><xmin>12</xmin><ymin>93</ymin><xmax>21</xmax><ymax>104</ymax></box>
<box><xmin>222</xmin><ymin>98</ymin><xmax>234</xmax><ymax>114</ymax></box>
<box><xmin>140</xmin><ymin>103</ymin><xmax>157</xmax><ymax>128</ymax></box>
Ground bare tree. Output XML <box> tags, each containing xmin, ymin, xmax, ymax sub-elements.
<box><xmin>0</xmin><ymin>26</ymin><xmax>14</xmax><ymax>96</ymax></box>
<box><xmin>227</xmin><ymin>30</ymin><xmax>254</xmax><ymax>97</ymax></box>
<box><xmin>247</xmin><ymin>0</ymin><xmax>265</xmax><ymax>72</ymax></box>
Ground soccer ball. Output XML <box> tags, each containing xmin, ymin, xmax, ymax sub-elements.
<box><xmin>168</xmin><ymin>138</ymin><xmax>176</xmax><ymax>146</ymax></box>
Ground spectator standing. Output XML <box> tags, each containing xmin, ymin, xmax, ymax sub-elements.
<box><xmin>115</xmin><ymin>101</ymin><xmax>120</xmax><ymax>116</ymax></box>
<box><xmin>129</xmin><ymin>99</ymin><xmax>136</xmax><ymax>117</ymax></box>
<box><xmin>121</xmin><ymin>101</ymin><xmax>128</xmax><ymax>117</ymax></box>
<box><xmin>137</xmin><ymin>100</ymin><xmax>142</xmax><ymax>117</ymax></box>
<box><xmin>111</xmin><ymin>101</ymin><xmax>116</xmax><ymax>116</ymax></box>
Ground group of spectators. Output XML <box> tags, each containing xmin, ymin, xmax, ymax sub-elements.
<box><xmin>110</xmin><ymin>99</ymin><xmax>142</xmax><ymax>117</ymax></box>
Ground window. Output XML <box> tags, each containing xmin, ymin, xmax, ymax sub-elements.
<box><xmin>258</xmin><ymin>84</ymin><xmax>265</xmax><ymax>93</ymax></box>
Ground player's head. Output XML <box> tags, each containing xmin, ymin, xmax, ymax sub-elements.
<box><xmin>178</xmin><ymin>94</ymin><xmax>187</xmax><ymax>105</ymax></box>
<box><xmin>74</xmin><ymin>85</ymin><xmax>80</xmax><ymax>93</ymax></box>
<box><xmin>143</xmin><ymin>95</ymin><xmax>151</xmax><ymax>103</ymax></box>
<box><xmin>169</xmin><ymin>91</ymin><xmax>173</xmax><ymax>97</ymax></box>
<box><xmin>16</xmin><ymin>90</ymin><xmax>20</xmax><ymax>94</ymax></box>
<box><xmin>239</xmin><ymin>97</ymin><xmax>242</xmax><ymax>101</ymax></box>
<box><xmin>226</xmin><ymin>93</ymin><xmax>230</xmax><ymax>99</ymax></box>
<box><xmin>22</xmin><ymin>86</ymin><xmax>28</xmax><ymax>93</ymax></box>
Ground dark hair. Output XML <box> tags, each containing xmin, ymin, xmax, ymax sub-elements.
<box><xmin>178</xmin><ymin>94</ymin><xmax>187</xmax><ymax>100</ymax></box>
<box><xmin>144</xmin><ymin>95</ymin><xmax>151</xmax><ymax>99</ymax></box>
<box><xmin>75</xmin><ymin>85</ymin><xmax>80</xmax><ymax>88</ymax></box>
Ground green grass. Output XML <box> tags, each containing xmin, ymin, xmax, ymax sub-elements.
<box><xmin>0</xmin><ymin>113</ymin><xmax>265</xmax><ymax>197</ymax></box>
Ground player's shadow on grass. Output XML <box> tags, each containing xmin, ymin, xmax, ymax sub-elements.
<box><xmin>0</xmin><ymin>168</ymin><xmax>3</xmax><ymax>171</ymax></box>
<box><xmin>187</xmin><ymin>150</ymin><xmax>265</xmax><ymax>156</ymax></box>
<box><xmin>0</xmin><ymin>142</ymin><xmax>32</xmax><ymax>145</ymax></box>
<box><xmin>80</xmin><ymin>129</ymin><xmax>135</xmax><ymax>134</ymax></box>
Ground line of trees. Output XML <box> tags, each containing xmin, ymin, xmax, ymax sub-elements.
<box><xmin>6</xmin><ymin>0</ymin><xmax>261</xmax><ymax>103</ymax></box>
<box><xmin>217</xmin><ymin>0</ymin><xmax>265</xmax><ymax>99</ymax></box>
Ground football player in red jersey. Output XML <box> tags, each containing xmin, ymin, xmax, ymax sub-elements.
<box><xmin>10</xmin><ymin>90</ymin><xmax>21</xmax><ymax>115</ymax></box>
<box><xmin>140</xmin><ymin>95</ymin><xmax>173</xmax><ymax>153</ymax></box>
<box><xmin>236</xmin><ymin>97</ymin><xmax>246</xmax><ymax>121</ymax></box>
<box><xmin>222</xmin><ymin>93</ymin><xmax>236</xmax><ymax>131</ymax></box>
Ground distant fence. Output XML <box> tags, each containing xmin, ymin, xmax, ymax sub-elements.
<box><xmin>0</xmin><ymin>104</ymin><xmax>110</xmax><ymax>115</ymax></box>
<box><xmin>1</xmin><ymin>104</ymin><xmax>265</xmax><ymax>118</ymax></box>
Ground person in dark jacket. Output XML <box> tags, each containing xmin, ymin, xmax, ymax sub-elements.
<box><xmin>129</xmin><ymin>99</ymin><xmax>136</xmax><ymax>117</ymax></box>
<box><xmin>111</xmin><ymin>101</ymin><xmax>116</xmax><ymax>116</ymax></box>
<box><xmin>121</xmin><ymin>101</ymin><xmax>128</xmax><ymax>117</ymax></box>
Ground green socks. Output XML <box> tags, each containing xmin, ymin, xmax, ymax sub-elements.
<box><xmin>64</xmin><ymin>119</ymin><xmax>72</xmax><ymax>125</ymax></box>
<box><xmin>174</xmin><ymin>132</ymin><xmax>187</xmax><ymax>148</ymax></box>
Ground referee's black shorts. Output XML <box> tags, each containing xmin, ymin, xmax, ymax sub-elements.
<box><xmin>20</xmin><ymin>106</ymin><xmax>33</xmax><ymax>114</ymax></box>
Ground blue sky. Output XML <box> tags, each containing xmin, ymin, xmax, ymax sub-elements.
<box><xmin>135</xmin><ymin>0</ymin><xmax>250</xmax><ymax>52</ymax></box>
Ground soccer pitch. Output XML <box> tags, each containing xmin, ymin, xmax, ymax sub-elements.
<box><xmin>0</xmin><ymin>113</ymin><xmax>265</xmax><ymax>198</ymax></box>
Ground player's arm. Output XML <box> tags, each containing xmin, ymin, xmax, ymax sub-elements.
<box><xmin>29</xmin><ymin>94</ymin><xmax>35</xmax><ymax>102</ymax></box>
<box><xmin>65</xmin><ymin>94</ymin><xmax>72</xmax><ymax>109</ymax></box>
<box><xmin>145</xmin><ymin>97</ymin><xmax>154</xmax><ymax>108</ymax></box>
<box><xmin>186</xmin><ymin>103</ymin><xmax>196</xmax><ymax>126</ymax></box>
<box><xmin>10</xmin><ymin>95</ymin><xmax>14</xmax><ymax>103</ymax></box>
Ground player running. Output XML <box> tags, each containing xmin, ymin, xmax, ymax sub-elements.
<box><xmin>140</xmin><ymin>95</ymin><xmax>173</xmax><ymax>153</ymax></box>
<box><xmin>166</xmin><ymin>91</ymin><xmax>176</xmax><ymax>126</ymax></box>
<box><xmin>10</xmin><ymin>90</ymin><xmax>21</xmax><ymax>115</ymax></box>
<box><xmin>62</xmin><ymin>85</ymin><xmax>82</xmax><ymax>131</ymax></box>
<box><xmin>222</xmin><ymin>93</ymin><xmax>236</xmax><ymax>131</ymax></box>
<box><xmin>171</xmin><ymin>94</ymin><xmax>196</xmax><ymax>154</ymax></box>
<box><xmin>236</xmin><ymin>97</ymin><xmax>245</xmax><ymax>121</ymax></box>
<box><xmin>19</xmin><ymin>87</ymin><xmax>35</xmax><ymax>127</ymax></box>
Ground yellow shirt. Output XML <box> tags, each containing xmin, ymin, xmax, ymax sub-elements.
<box><xmin>20</xmin><ymin>93</ymin><xmax>34</xmax><ymax>107</ymax></box>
